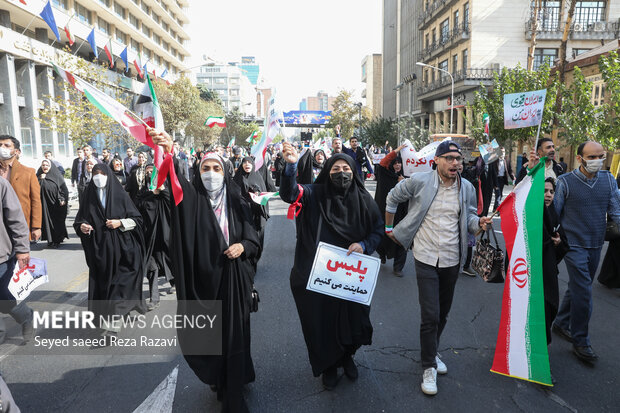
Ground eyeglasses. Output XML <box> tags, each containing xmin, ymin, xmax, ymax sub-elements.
<box><xmin>438</xmin><ymin>155</ymin><xmax>463</xmax><ymax>163</ymax></box>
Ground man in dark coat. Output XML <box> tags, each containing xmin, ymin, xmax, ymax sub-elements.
<box><xmin>515</xmin><ymin>138</ymin><xmax>563</xmax><ymax>185</ymax></box>
<box><xmin>342</xmin><ymin>136</ymin><xmax>374</xmax><ymax>182</ymax></box>
<box><xmin>492</xmin><ymin>147</ymin><xmax>515</xmax><ymax>211</ymax></box>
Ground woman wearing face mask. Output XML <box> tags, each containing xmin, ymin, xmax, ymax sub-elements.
<box><xmin>233</xmin><ymin>156</ymin><xmax>276</xmax><ymax>268</ymax></box>
<box><xmin>542</xmin><ymin>177</ymin><xmax>568</xmax><ymax>381</ymax></box>
<box><xmin>37</xmin><ymin>159</ymin><xmax>69</xmax><ymax>248</ymax></box>
<box><xmin>73</xmin><ymin>163</ymin><xmax>146</xmax><ymax>337</ymax></box>
<box><xmin>151</xmin><ymin>129</ymin><xmax>260</xmax><ymax>413</ymax></box>
<box><xmin>374</xmin><ymin>144</ymin><xmax>408</xmax><ymax>276</ymax></box>
<box><xmin>279</xmin><ymin>141</ymin><xmax>384</xmax><ymax>391</ymax></box>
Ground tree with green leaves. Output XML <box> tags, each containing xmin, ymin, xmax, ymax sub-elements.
<box><xmin>598</xmin><ymin>50</ymin><xmax>620</xmax><ymax>150</ymax></box>
<box><xmin>396</xmin><ymin>116</ymin><xmax>431</xmax><ymax>150</ymax></box>
<box><xmin>327</xmin><ymin>90</ymin><xmax>370</xmax><ymax>140</ymax></box>
<box><xmin>361</xmin><ymin>117</ymin><xmax>395</xmax><ymax>148</ymax></box>
<box><xmin>38</xmin><ymin>48</ymin><xmax>134</xmax><ymax>150</ymax></box>
<box><xmin>224</xmin><ymin>107</ymin><xmax>261</xmax><ymax>148</ymax></box>
<box><xmin>468</xmin><ymin>64</ymin><xmax>558</xmax><ymax>148</ymax></box>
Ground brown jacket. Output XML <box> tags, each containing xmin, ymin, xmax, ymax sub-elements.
<box><xmin>8</xmin><ymin>159</ymin><xmax>42</xmax><ymax>233</ymax></box>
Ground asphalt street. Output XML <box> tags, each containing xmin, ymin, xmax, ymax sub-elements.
<box><xmin>1</xmin><ymin>181</ymin><xmax>619</xmax><ymax>413</ymax></box>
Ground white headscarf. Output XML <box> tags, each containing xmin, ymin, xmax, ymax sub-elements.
<box><xmin>200</xmin><ymin>152</ymin><xmax>229</xmax><ymax>245</ymax></box>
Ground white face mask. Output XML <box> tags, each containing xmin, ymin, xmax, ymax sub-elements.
<box><xmin>201</xmin><ymin>171</ymin><xmax>224</xmax><ymax>192</ymax></box>
<box><xmin>582</xmin><ymin>158</ymin><xmax>604</xmax><ymax>174</ymax></box>
<box><xmin>0</xmin><ymin>147</ymin><xmax>14</xmax><ymax>160</ymax></box>
<box><xmin>93</xmin><ymin>174</ymin><xmax>108</xmax><ymax>188</ymax></box>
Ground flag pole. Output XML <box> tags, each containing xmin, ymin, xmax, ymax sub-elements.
<box><xmin>20</xmin><ymin>14</ymin><xmax>38</xmax><ymax>37</ymax></box>
<box><xmin>533</xmin><ymin>119</ymin><xmax>542</xmax><ymax>154</ymax></box>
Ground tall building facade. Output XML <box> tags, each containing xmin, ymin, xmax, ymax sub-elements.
<box><xmin>0</xmin><ymin>0</ymin><xmax>190</xmax><ymax>164</ymax></box>
<box><xmin>299</xmin><ymin>91</ymin><xmax>335</xmax><ymax>111</ymax></box>
<box><xmin>196</xmin><ymin>63</ymin><xmax>257</xmax><ymax>117</ymax></box>
<box><xmin>382</xmin><ymin>0</ymin><xmax>424</xmax><ymax>123</ymax></box>
<box><xmin>361</xmin><ymin>54</ymin><xmax>383</xmax><ymax>117</ymax></box>
<box><xmin>415</xmin><ymin>0</ymin><xmax>620</xmax><ymax>134</ymax></box>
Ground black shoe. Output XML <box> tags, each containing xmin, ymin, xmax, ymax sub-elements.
<box><xmin>462</xmin><ymin>267</ymin><xmax>476</xmax><ymax>277</ymax></box>
<box><xmin>22</xmin><ymin>319</ymin><xmax>34</xmax><ymax>343</ymax></box>
<box><xmin>322</xmin><ymin>367</ymin><xmax>338</xmax><ymax>390</ymax></box>
<box><xmin>573</xmin><ymin>345</ymin><xmax>598</xmax><ymax>363</ymax></box>
<box><xmin>380</xmin><ymin>256</ymin><xmax>386</xmax><ymax>264</ymax></box>
<box><xmin>551</xmin><ymin>323</ymin><xmax>572</xmax><ymax>343</ymax></box>
<box><xmin>342</xmin><ymin>355</ymin><xmax>358</xmax><ymax>381</ymax></box>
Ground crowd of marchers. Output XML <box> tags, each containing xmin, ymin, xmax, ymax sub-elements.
<box><xmin>0</xmin><ymin>129</ymin><xmax>618</xmax><ymax>412</ymax></box>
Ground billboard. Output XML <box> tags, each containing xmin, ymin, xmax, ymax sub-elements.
<box><xmin>283</xmin><ymin>111</ymin><xmax>332</xmax><ymax>125</ymax></box>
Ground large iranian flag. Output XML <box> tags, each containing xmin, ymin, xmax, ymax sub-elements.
<box><xmin>491</xmin><ymin>159</ymin><xmax>551</xmax><ymax>386</ymax></box>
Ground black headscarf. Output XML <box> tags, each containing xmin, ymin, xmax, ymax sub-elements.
<box><xmin>312</xmin><ymin>153</ymin><xmax>375</xmax><ymax>242</ymax></box>
<box><xmin>37</xmin><ymin>160</ymin><xmax>69</xmax><ymax>244</ymax></box>
<box><xmin>233</xmin><ymin>156</ymin><xmax>266</xmax><ymax>195</ymax></box>
<box><xmin>37</xmin><ymin>160</ymin><xmax>67</xmax><ymax>205</ymax></box>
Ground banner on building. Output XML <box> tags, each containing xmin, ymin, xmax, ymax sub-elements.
<box><xmin>283</xmin><ymin>111</ymin><xmax>332</xmax><ymax>125</ymax></box>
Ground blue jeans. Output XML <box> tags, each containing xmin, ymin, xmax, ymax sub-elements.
<box><xmin>0</xmin><ymin>257</ymin><xmax>33</xmax><ymax>342</ymax></box>
<box><xmin>554</xmin><ymin>247</ymin><xmax>602</xmax><ymax>347</ymax></box>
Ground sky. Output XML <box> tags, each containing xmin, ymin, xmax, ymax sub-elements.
<box><xmin>185</xmin><ymin>0</ymin><xmax>382</xmax><ymax>112</ymax></box>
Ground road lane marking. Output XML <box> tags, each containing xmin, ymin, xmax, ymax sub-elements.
<box><xmin>133</xmin><ymin>365</ymin><xmax>178</xmax><ymax>413</ymax></box>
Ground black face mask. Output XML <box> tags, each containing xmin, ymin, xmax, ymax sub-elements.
<box><xmin>330</xmin><ymin>171</ymin><xmax>353</xmax><ymax>191</ymax></box>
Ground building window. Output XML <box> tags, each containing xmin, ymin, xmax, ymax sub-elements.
<box><xmin>113</xmin><ymin>2</ymin><xmax>126</xmax><ymax>19</ymax></box>
<box><xmin>573</xmin><ymin>48</ymin><xmax>591</xmax><ymax>57</ymax></box>
<box><xmin>155</xmin><ymin>55</ymin><xmax>161</xmax><ymax>65</ymax></box>
<box><xmin>76</xmin><ymin>3</ymin><xmax>92</xmax><ymax>25</ymax></box>
<box><xmin>230</xmin><ymin>89</ymin><xmax>239</xmax><ymax>97</ymax></box>
<box><xmin>439</xmin><ymin>59</ymin><xmax>449</xmax><ymax>79</ymax></box>
<box><xmin>462</xmin><ymin>49</ymin><xmax>468</xmax><ymax>71</ymax></box>
<box><xmin>587</xmin><ymin>75</ymin><xmax>605</xmax><ymax>106</ymax></box>
<box><xmin>153</xmin><ymin>14</ymin><xmax>160</xmax><ymax>24</ymax></box>
<box><xmin>230</xmin><ymin>78</ymin><xmax>239</xmax><ymax>85</ymax></box>
<box><xmin>533</xmin><ymin>48</ymin><xmax>558</xmax><ymax>70</ymax></box>
<box><xmin>52</xmin><ymin>0</ymin><xmax>68</xmax><ymax>10</ymax></box>
<box><xmin>141</xmin><ymin>2</ymin><xmax>151</xmax><ymax>15</ymax></box>
<box><xmin>453</xmin><ymin>54</ymin><xmax>458</xmax><ymax>73</ymax></box>
<box><xmin>129</xmin><ymin>13</ymin><xmax>139</xmax><ymax>29</ymax></box>
<box><xmin>440</xmin><ymin>19</ymin><xmax>450</xmax><ymax>43</ymax></box>
<box><xmin>432</xmin><ymin>28</ymin><xmax>436</xmax><ymax>45</ymax></box>
<box><xmin>153</xmin><ymin>33</ymin><xmax>161</xmax><ymax>45</ymax></box>
<box><xmin>454</xmin><ymin>10</ymin><xmax>460</xmax><ymax>28</ymax></box>
<box><xmin>216</xmin><ymin>78</ymin><xmax>226</xmax><ymax>85</ymax></box>
<box><xmin>143</xmin><ymin>48</ymin><xmax>152</xmax><ymax>60</ymax></box>
<box><xmin>163</xmin><ymin>21</ymin><xmax>169</xmax><ymax>31</ymax></box>
<box><xmin>574</xmin><ymin>1</ymin><xmax>606</xmax><ymax>25</ymax></box>
<box><xmin>98</xmin><ymin>0</ymin><xmax>111</xmax><ymax>7</ymax></box>
<box><xmin>98</xmin><ymin>17</ymin><xmax>110</xmax><ymax>35</ymax></box>
<box><xmin>464</xmin><ymin>2</ymin><xmax>469</xmax><ymax>27</ymax></box>
<box><xmin>162</xmin><ymin>41</ymin><xmax>169</xmax><ymax>52</ymax></box>
<box><xmin>535</xmin><ymin>1</ymin><xmax>561</xmax><ymax>30</ymax></box>
<box><xmin>142</xmin><ymin>25</ymin><xmax>151</xmax><ymax>37</ymax></box>
<box><xmin>425</xmin><ymin>33</ymin><xmax>430</xmax><ymax>48</ymax></box>
<box><xmin>115</xmin><ymin>29</ymin><xmax>127</xmax><ymax>44</ymax></box>
<box><xmin>130</xmin><ymin>39</ymin><xmax>139</xmax><ymax>52</ymax></box>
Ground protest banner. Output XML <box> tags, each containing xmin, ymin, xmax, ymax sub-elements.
<box><xmin>306</xmin><ymin>242</ymin><xmax>380</xmax><ymax>306</ymax></box>
<box><xmin>503</xmin><ymin>89</ymin><xmax>547</xmax><ymax>130</ymax></box>
<box><xmin>399</xmin><ymin>138</ymin><xmax>449</xmax><ymax>177</ymax></box>
<box><xmin>9</xmin><ymin>258</ymin><xmax>48</xmax><ymax>301</ymax></box>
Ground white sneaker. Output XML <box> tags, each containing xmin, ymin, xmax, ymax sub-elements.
<box><xmin>436</xmin><ymin>354</ymin><xmax>447</xmax><ymax>375</ymax></box>
<box><xmin>421</xmin><ymin>367</ymin><xmax>437</xmax><ymax>395</ymax></box>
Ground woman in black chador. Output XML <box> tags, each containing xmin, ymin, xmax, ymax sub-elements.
<box><xmin>279</xmin><ymin>142</ymin><xmax>384</xmax><ymax>391</ymax></box>
<box><xmin>233</xmin><ymin>156</ymin><xmax>276</xmax><ymax>265</ymax></box>
<box><xmin>152</xmin><ymin>129</ymin><xmax>260</xmax><ymax>413</ymax></box>
<box><xmin>37</xmin><ymin>159</ymin><xmax>69</xmax><ymax>248</ymax></box>
<box><xmin>73</xmin><ymin>163</ymin><xmax>146</xmax><ymax>335</ymax></box>
<box><xmin>373</xmin><ymin>144</ymin><xmax>408</xmax><ymax>276</ymax></box>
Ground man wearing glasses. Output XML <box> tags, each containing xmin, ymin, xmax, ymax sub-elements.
<box><xmin>549</xmin><ymin>141</ymin><xmax>620</xmax><ymax>363</ymax></box>
<box><xmin>384</xmin><ymin>141</ymin><xmax>491</xmax><ymax>395</ymax></box>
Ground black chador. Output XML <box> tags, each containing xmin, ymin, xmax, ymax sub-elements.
<box><xmin>37</xmin><ymin>160</ymin><xmax>69</xmax><ymax>246</ymax></box>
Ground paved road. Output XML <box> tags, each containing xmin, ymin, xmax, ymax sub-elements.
<box><xmin>1</xmin><ymin>182</ymin><xmax>619</xmax><ymax>412</ymax></box>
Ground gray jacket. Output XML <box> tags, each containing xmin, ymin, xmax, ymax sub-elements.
<box><xmin>0</xmin><ymin>177</ymin><xmax>29</xmax><ymax>264</ymax></box>
<box><xmin>385</xmin><ymin>170</ymin><xmax>480</xmax><ymax>269</ymax></box>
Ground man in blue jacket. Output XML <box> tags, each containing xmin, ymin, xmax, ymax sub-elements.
<box><xmin>342</xmin><ymin>136</ymin><xmax>373</xmax><ymax>182</ymax></box>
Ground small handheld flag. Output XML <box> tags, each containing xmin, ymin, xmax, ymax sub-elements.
<box><xmin>204</xmin><ymin>116</ymin><xmax>226</xmax><ymax>128</ymax></box>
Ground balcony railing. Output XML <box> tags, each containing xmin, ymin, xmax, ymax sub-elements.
<box><xmin>418</xmin><ymin>0</ymin><xmax>459</xmax><ymax>29</ymax></box>
<box><xmin>524</xmin><ymin>19</ymin><xmax>620</xmax><ymax>40</ymax></box>
<box><xmin>419</xmin><ymin>22</ymin><xmax>470</xmax><ymax>61</ymax></box>
<box><xmin>417</xmin><ymin>68</ymin><xmax>499</xmax><ymax>96</ymax></box>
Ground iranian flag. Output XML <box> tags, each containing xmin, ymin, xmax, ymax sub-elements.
<box><xmin>249</xmin><ymin>192</ymin><xmax>279</xmax><ymax>206</ymax></box>
<box><xmin>491</xmin><ymin>159</ymin><xmax>551</xmax><ymax>386</ymax></box>
<box><xmin>246</xmin><ymin>130</ymin><xmax>258</xmax><ymax>143</ymax></box>
<box><xmin>204</xmin><ymin>116</ymin><xmax>226</xmax><ymax>128</ymax></box>
<box><xmin>64</xmin><ymin>23</ymin><xmax>74</xmax><ymax>46</ymax></box>
<box><xmin>135</xmin><ymin>73</ymin><xmax>164</xmax><ymax>167</ymax></box>
<box><xmin>104</xmin><ymin>38</ymin><xmax>114</xmax><ymax>68</ymax></box>
<box><xmin>483</xmin><ymin>113</ymin><xmax>490</xmax><ymax>137</ymax></box>
<box><xmin>227</xmin><ymin>137</ymin><xmax>235</xmax><ymax>148</ymax></box>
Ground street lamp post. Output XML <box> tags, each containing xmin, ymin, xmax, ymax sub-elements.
<box><xmin>416</xmin><ymin>62</ymin><xmax>454</xmax><ymax>134</ymax></box>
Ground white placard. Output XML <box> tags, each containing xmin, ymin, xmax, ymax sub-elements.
<box><xmin>503</xmin><ymin>89</ymin><xmax>547</xmax><ymax>129</ymax></box>
<box><xmin>8</xmin><ymin>258</ymin><xmax>48</xmax><ymax>301</ymax></box>
<box><xmin>400</xmin><ymin>138</ymin><xmax>450</xmax><ymax>177</ymax></box>
<box><xmin>306</xmin><ymin>242</ymin><xmax>380</xmax><ymax>306</ymax></box>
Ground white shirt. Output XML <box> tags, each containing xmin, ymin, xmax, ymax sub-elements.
<box><xmin>545</xmin><ymin>162</ymin><xmax>557</xmax><ymax>180</ymax></box>
<box><xmin>413</xmin><ymin>173</ymin><xmax>461</xmax><ymax>268</ymax></box>
<box><xmin>498</xmin><ymin>159</ymin><xmax>506</xmax><ymax>177</ymax></box>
